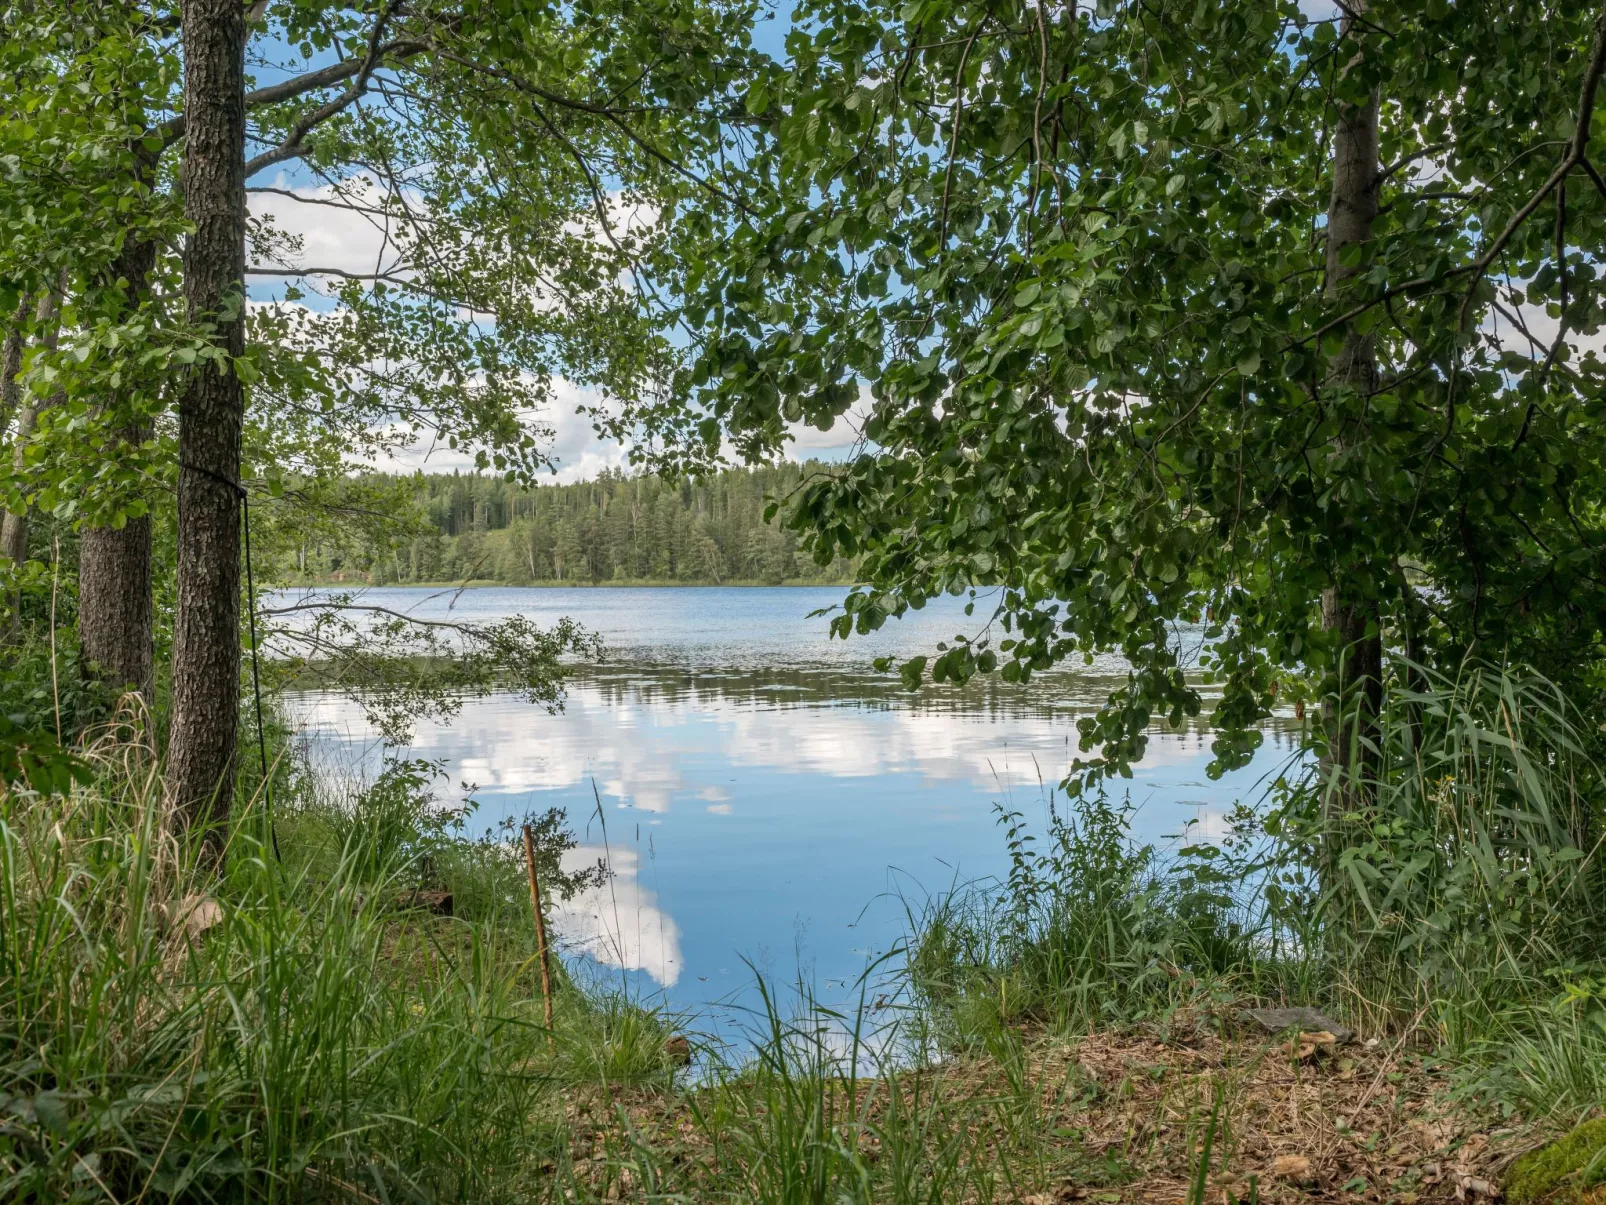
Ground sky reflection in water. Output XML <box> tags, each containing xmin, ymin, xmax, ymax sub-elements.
<box><xmin>286</xmin><ymin>586</ymin><xmax>1301</xmax><ymax>1032</ymax></box>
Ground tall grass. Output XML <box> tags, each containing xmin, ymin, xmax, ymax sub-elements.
<box><xmin>599</xmin><ymin>968</ymin><xmax>1123</xmax><ymax>1205</ymax></box>
<box><xmin>907</xmin><ymin>659</ymin><xmax>1606</xmax><ymax>1115</ymax></box>
<box><xmin>1316</xmin><ymin>660</ymin><xmax>1602</xmax><ymax>1015</ymax></box>
<box><xmin>0</xmin><ymin>710</ymin><xmax>675</xmax><ymax>1202</ymax></box>
<box><xmin>907</xmin><ymin>788</ymin><xmax>1275</xmax><ymax>1045</ymax></box>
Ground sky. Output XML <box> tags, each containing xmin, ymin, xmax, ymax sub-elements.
<box><xmin>242</xmin><ymin>0</ymin><xmax>1359</xmax><ymax>484</ymax></box>
<box><xmin>244</xmin><ymin>2</ymin><xmax>865</xmax><ymax>484</ymax></box>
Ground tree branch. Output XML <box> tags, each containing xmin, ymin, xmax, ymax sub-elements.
<box><xmin>428</xmin><ymin>48</ymin><xmax>755</xmax><ymax>214</ymax></box>
<box><xmin>1458</xmin><ymin>5</ymin><xmax>1606</xmax><ymax>328</ymax></box>
<box><xmin>1378</xmin><ymin>142</ymin><xmax>1447</xmax><ymax>182</ymax></box>
<box><xmin>247</xmin><ymin>184</ymin><xmax>444</xmax><ymax>224</ymax></box>
<box><xmin>157</xmin><ymin>37</ymin><xmax>430</xmax><ymax>150</ymax></box>
<box><xmin>244</xmin><ymin>2</ymin><xmax>406</xmax><ymax>177</ymax></box>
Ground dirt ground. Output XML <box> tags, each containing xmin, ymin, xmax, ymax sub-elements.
<box><xmin>1015</xmin><ymin>1022</ymin><xmax>1523</xmax><ymax>1205</ymax></box>
<box><xmin>564</xmin><ymin>1015</ymin><xmax>1542</xmax><ymax>1205</ymax></box>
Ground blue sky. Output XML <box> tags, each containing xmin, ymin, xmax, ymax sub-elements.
<box><xmin>246</xmin><ymin>0</ymin><xmax>1346</xmax><ymax>482</ymax></box>
<box><xmin>244</xmin><ymin>1</ymin><xmax>871</xmax><ymax>482</ymax></box>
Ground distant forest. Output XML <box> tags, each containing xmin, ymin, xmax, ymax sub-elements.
<box><xmin>286</xmin><ymin>463</ymin><xmax>858</xmax><ymax>586</ymax></box>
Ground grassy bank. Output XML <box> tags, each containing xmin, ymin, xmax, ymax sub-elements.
<box><xmin>5</xmin><ymin>661</ymin><xmax>1605</xmax><ymax>1203</ymax></box>
<box><xmin>902</xmin><ymin>663</ymin><xmax>1606</xmax><ymax>1117</ymax></box>
<box><xmin>0</xmin><ymin>716</ymin><xmax>682</xmax><ymax>1202</ymax></box>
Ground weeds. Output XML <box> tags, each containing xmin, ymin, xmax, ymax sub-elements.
<box><xmin>0</xmin><ymin>713</ymin><xmax>639</xmax><ymax>1202</ymax></box>
<box><xmin>908</xmin><ymin>791</ymin><xmax>1266</xmax><ymax>1043</ymax></box>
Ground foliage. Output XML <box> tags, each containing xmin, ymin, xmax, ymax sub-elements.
<box><xmin>3</xmin><ymin>0</ymin><xmax>768</xmax><ymax>568</ymax></box>
<box><xmin>613</xmin><ymin>0</ymin><xmax>1606</xmax><ymax>788</ymax></box>
<box><xmin>0</xmin><ymin>544</ymin><xmax>127</xmax><ymax>739</ymax></box>
<box><xmin>261</xmin><ymin>593</ymin><xmax>602</xmax><ymax>742</ymax></box>
<box><xmin>0</xmin><ymin>714</ymin><xmax>90</xmax><ymax>797</ymax></box>
<box><xmin>271</xmin><ymin>464</ymin><xmax>860</xmax><ymax>586</ymax></box>
<box><xmin>318</xmin><ymin>754</ymin><xmax>606</xmax><ymax>902</ymax></box>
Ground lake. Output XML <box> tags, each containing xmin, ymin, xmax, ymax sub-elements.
<box><xmin>284</xmin><ymin>585</ymin><xmax>1299</xmax><ymax>1041</ymax></box>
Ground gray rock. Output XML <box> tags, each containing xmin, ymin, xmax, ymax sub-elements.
<box><xmin>1239</xmin><ymin>1006</ymin><xmax>1355</xmax><ymax>1044</ymax></box>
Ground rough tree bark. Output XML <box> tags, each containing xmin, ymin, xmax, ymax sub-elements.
<box><xmin>1320</xmin><ymin>3</ymin><xmax>1385</xmax><ymax>847</ymax></box>
<box><xmin>167</xmin><ymin>0</ymin><xmax>247</xmax><ymax>849</ymax></box>
<box><xmin>78</xmin><ymin>230</ymin><xmax>159</xmax><ymax>702</ymax></box>
<box><xmin>0</xmin><ymin>287</ymin><xmax>63</xmax><ymax>568</ymax></box>
<box><xmin>0</xmin><ymin>297</ymin><xmax>28</xmax><ymax>440</ymax></box>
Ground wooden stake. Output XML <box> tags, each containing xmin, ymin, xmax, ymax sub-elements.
<box><xmin>521</xmin><ymin>823</ymin><xmax>556</xmax><ymax>1050</ymax></box>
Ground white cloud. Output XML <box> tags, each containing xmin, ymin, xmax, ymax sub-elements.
<box><xmin>249</xmin><ymin>172</ymin><xmax>412</xmax><ymax>281</ymax></box>
<box><xmin>785</xmin><ymin>385</ymin><xmax>874</xmax><ymax>460</ymax></box>
<box><xmin>250</xmin><ymin>173</ymin><xmax>640</xmax><ymax>484</ymax></box>
<box><xmin>362</xmin><ymin>378</ymin><xmax>629</xmax><ymax>484</ymax></box>
<box><xmin>550</xmin><ymin>845</ymin><xmax>684</xmax><ymax>986</ymax></box>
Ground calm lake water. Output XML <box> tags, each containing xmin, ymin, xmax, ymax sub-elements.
<box><xmin>284</xmin><ymin>586</ymin><xmax>1299</xmax><ymax>1038</ymax></box>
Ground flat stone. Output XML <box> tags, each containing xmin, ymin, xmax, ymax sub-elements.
<box><xmin>1239</xmin><ymin>1006</ymin><xmax>1355</xmax><ymax>1044</ymax></box>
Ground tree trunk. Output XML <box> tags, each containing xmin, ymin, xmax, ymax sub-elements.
<box><xmin>0</xmin><ymin>296</ymin><xmax>28</xmax><ymax>440</ymax></box>
<box><xmin>167</xmin><ymin>0</ymin><xmax>247</xmax><ymax>850</ymax></box>
<box><xmin>1319</xmin><ymin>2</ymin><xmax>1384</xmax><ymax>854</ymax></box>
<box><xmin>0</xmin><ymin>287</ymin><xmax>63</xmax><ymax>569</ymax></box>
<box><xmin>79</xmin><ymin>227</ymin><xmax>159</xmax><ymax>703</ymax></box>
<box><xmin>80</xmin><ymin>518</ymin><xmax>155</xmax><ymax>700</ymax></box>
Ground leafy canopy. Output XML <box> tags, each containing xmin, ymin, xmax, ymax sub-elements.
<box><xmin>614</xmin><ymin>0</ymin><xmax>1606</xmax><ymax>784</ymax></box>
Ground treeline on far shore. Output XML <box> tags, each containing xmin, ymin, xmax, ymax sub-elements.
<box><xmin>278</xmin><ymin>462</ymin><xmax>859</xmax><ymax>587</ymax></box>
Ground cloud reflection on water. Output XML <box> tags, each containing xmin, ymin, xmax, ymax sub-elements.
<box><xmin>291</xmin><ymin>661</ymin><xmax>1302</xmax><ymax>993</ymax></box>
<box><xmin>294</xmin><ymin>664</ymin><xmax>1284</xmax><ymax>814</ymax></box>
<box><xmin>552</xmin><ymin>845</ymin><xmax>684</xmax><ymax>987</ymax></box>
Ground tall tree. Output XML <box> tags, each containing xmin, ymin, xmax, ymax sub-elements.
<box><xmin>1319</xmin><ymin>0</ymin><xmax>1383</xmax><ymax>835</ymax></box>
<box><xmin>6</xmin><ymin>0</ymin><xmax>760</xmax><ymax>832</ymax></box>
<box><xmin>77</xmin><ymin>228</ymin><xmax>159</xmax><ymax>702</ymax></box>
<box><xmin>166</xmin><ymin>0</ymin><xmax>249</xmax><ymax>837</ymax></box>
<box><xmin>613</xmin><ymin>0</ymin><xmax>1606</xmax><ymax>805</ymax></box>
<box><xmin>0</xmin><ymin>3</ymin><xmax>183</xmax><ymax>689</ymax></box>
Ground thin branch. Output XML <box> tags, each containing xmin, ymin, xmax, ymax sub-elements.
<box><xmin>247</xmin><ymin>266</ymin><xmax>405</xmax><ymax>282</ymax></box>
<box><xmin>158</xmin><ymin>38</ymin><xmax>430</xmax><ymax>149</ymax></box>
<box><xmin>247</xmin><ymin>184</ymin><xmax>443</xmax><ymax>225</ymax></box>
<box><xmin>428</xmin><ymin>48</ymin><xmax>755</xmax><ymax>214</ymax></box>
<box><xmin>1581</xmin><ymin>154</ymin><xmax>1606</xmax><ymax>202</ymax></box>
<box><xmin>1458</xmin><ymin>5</ymin><xmax>1606</xmax><ymax>328</ymax></box>
<box><xmin>1378</xmin><ymin>142</ymin><xmax>1447</xmax><ymax>183</ymax></box>
<box><xmin>244</xmin><ymin>3</ymin><xmax>406</xmax><ymax>177</ymax></box>
<box><xmin>259</xmin><ymin>600</ymin><xmax>484</xmax><ymax>636</ymax></box>
<box><xmin>1290</xmin><ymin>270</ymin><xmax>1467</xmax><ymax>350</ymax></box>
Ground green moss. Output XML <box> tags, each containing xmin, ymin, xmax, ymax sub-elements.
<box><xmin>1506</xmin><ymin>1119</ymin><xmax>1606</xmax><ymax>1205</ymax></box>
